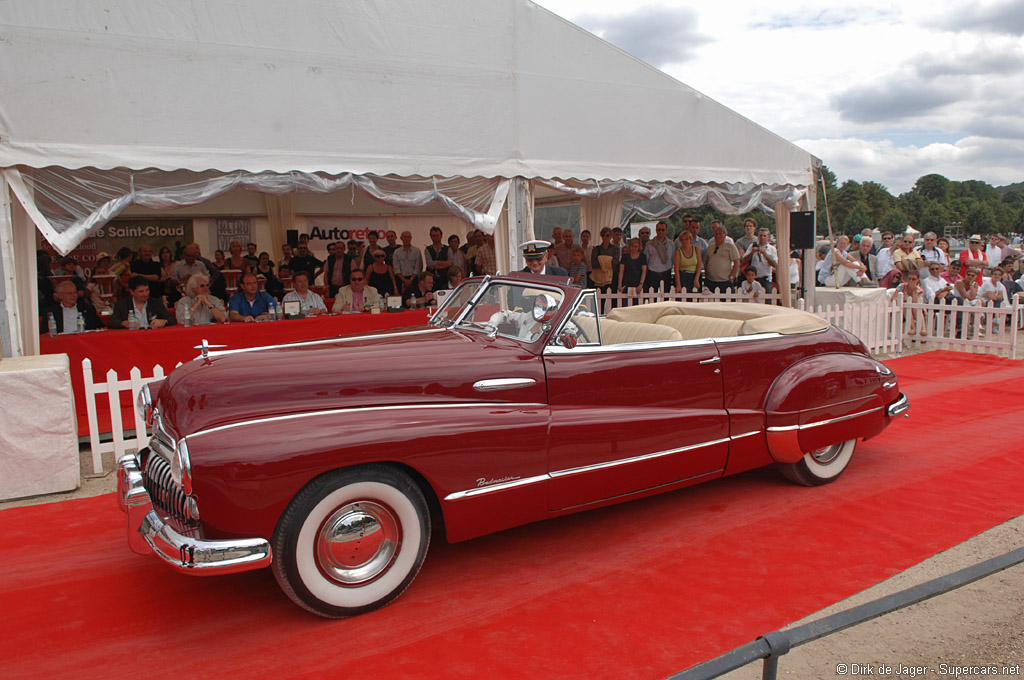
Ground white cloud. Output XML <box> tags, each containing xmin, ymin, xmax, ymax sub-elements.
<box><xmin>533</xmin><ymin>0</ymin><xmax>1024</xmax><ymax>194</ymax></box>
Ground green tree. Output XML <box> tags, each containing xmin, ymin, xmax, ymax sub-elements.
<box><xmin>897</xmin><ymin>191</ymin><xmax>929</xmax><ymax>228</ymax></box>
<box><xmin>913</xmin><ymin>174</ymin><xmax>951</xmax><ymax>202</ymax></box>
<box><xmin>830</xmin><ymin>180</ymin><xmax>867</xmax><ymax>230</ymax></box>
<box><xmin>919</xmin><ymin>203</ymin><xmax>949</xmax><ymax>234</ymax></box>
<box><xmin>842</xmin><ymin>202</ymin><xmax>872</xmax><ymax>234</ymax></box>
<box><xmin>952</xmin><ymin>180</ymin><xmax>998</xmax><ymax>203</ymax></box>
<box><xmin>946</xmin><ymin>197</ymin><xmax>978</xmax><ymax>224</ymax></box>
<box><xmin>878</xmin><ymin>208</ymin><xmax>910</xmax><ymax>234</ymax></box>
<box><xmin>1000</xmin><ymin>189</ymin><xmax>1024</xmax><ymax>210</ymax></box>
<box><xmin>964</xmin><ymin>202</ymin><xmax>996</xmax><ymax>234</ymax></box>
<box><xmin>861</xmin><ymin>181</ymin><xmax>895</xmax><ymax>227</ymax></box>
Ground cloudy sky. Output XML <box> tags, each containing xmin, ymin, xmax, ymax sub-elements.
<box><xmin>533</xmin><ymin>0</ymin><xmax>1024</xmax><ymax>195</ymax></box>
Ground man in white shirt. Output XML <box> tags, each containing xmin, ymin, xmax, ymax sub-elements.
<box><xmin>986</xmin><ymin>235</ymin><xmax>1005</xmax><ymax>269</ymax></box>
<box><xmin>921</xmin><ymin>262</ymin><xmax>954</xmax><ymax>303</ymax></box>
<box><xmin>916</xmin><ymin>232</ymin><xmax>948</xmax><ymax>274</ymax></box>
<box><xmin>979</xmin><ymin>268</ymin><xmax>1010</xmax><ymax>307</ymax></box>
<box><xmin>743</xmin><ymin>227</ymin><xmax>778</xmax><ymax>290</ymax></box>
<box><xmin>282</xmin><ymin>271</ymin><xmax>327</xmax><ymax>315</ymax></box>
<box><xmin>875</xmin><ymin>232</ymin><xmax>896</xmax><ymax>279</ymax></box>
<box><xmin>643</xmin><ymin>221</ymin><xmax>675</xmax><ymax>292</ymax></box>
<box><xmin>392</xmin><ymin>230</ymin><xmax>424</xmax><ymax>290</ymax></box>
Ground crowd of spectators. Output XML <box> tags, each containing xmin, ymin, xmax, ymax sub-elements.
<box><xmin>563</xmin><ymin>216</ymin><xmax>790</xmax><ymax>303</ymax></box>
<box><xmin>36</xmin><ymin>226</ymin><xmax>509</xmax><ymax>333</ymax></box>
<box><xmin>40</xmin><ymin>222</ymin><xmax>1021</xmax><ymax>335</ymax></box>
<box><xmin>815</xmin><ymin>230</ymin><xmax>1024</xmax><ymax>310</ymax></box>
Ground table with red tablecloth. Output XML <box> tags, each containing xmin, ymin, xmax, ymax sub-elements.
<box><xmin>39</xmin><ymin>310</ymin><xmax>431</xmax><ymax>436</ymax></box>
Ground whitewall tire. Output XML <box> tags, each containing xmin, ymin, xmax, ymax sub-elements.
<box><xmin>779</xmin><ymin>439</ymin><xmax>857</xmax><ymax>487</ymax></box>
<box><xmin>272</xmin><ymin>465</ymin><xmax>430</xmax><ymax>618</ymax></box>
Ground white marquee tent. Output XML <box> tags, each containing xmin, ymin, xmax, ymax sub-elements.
<box><xmin>0</xmin><ymin>0</ymin><xmax>820</xmax><ymax>356</ymax></box>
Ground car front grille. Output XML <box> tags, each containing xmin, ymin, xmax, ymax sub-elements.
<box><xmin>144</xmin><ymin>452</ymin><xmax>198</xmax><ymax>526</ymax></box>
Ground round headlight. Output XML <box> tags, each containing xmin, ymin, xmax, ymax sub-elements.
<box><xmin>136</xmin><ymin>384</ymin><xmax>153</xmax><ymax>425</ymax></box>
<box><xmin>170</xmin><ymin>438</ymin><xmax>193</xmax><ymax>495</ymax></box>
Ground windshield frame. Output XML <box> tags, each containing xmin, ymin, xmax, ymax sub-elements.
<box><xmin>431</xmin><ymin>277</ymin><xmax>576</xmax><ymax>343</ymax></box>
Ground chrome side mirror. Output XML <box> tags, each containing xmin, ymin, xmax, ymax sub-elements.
<box><xmin>532</xmin><ymin>293</ymin><xmax>559</xmax><ymax>323</ymax></box>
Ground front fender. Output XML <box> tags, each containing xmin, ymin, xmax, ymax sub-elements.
<box><xmin>764</xmin><ymin>353</ymin><xmax>899</xmax><ymax>463</ymax></box>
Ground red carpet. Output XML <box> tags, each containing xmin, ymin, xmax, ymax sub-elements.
<box><xmin>3</xmin><ymin>351</ymin><xmax>1023</xmax><ymax>680</ymax></box>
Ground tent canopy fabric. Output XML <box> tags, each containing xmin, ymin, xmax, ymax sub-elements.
<box><xmin>0</xmin><ymin>0</ymin><xmax>817</xmax><ymax>187</ymax></box>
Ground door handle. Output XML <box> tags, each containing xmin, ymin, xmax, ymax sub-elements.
<box><xmin>473</xmin><ymin>378</ymin><xmax>537</xmax><ymax>392</ymax></box>
<box><xmin>698</xmin><ymin>356</ymin><xmax>721</xmax><ymax>365</ymax></box>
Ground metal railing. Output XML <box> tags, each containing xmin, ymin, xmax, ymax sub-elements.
<box><xmin>668</xmin><ymin>545</ymin><xmax>1024</xmax><ymax>680</ymax></box>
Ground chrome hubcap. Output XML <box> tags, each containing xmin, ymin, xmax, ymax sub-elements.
<box><xmin>316</xmin><ymin>501</ymin><xmax>400</xmax><ymax>585</ymax></box>
<box><xmin>809</xmin><ymin>443</ymin><xmax>843</xmax><ymax>466</ymax></box>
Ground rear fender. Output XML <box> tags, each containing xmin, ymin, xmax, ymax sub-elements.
<box><xmin>765</xmin><ymin>353</ymin><xmax>898</xmax><ymax>463</ymax></box>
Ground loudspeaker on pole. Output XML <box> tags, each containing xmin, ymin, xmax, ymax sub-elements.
<box><xmin>286</xmin><ymin>229</ymin><xmax>299</xmax><ymax>248</ymax></box>
<box><xmin>790</xmin><ymin>211</ymin><xmax>815</xmax><ymax>249</ymax></box>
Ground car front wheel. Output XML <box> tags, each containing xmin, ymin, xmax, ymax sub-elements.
<box><xmin>779</xmin><ymin>439</ymin><xmax>857</xmax><ymax>486</ymax></box>
<box><xmin>272</xmin><ymin>465</ymin><xmax>430</xmax><ymax>618</ymax></box>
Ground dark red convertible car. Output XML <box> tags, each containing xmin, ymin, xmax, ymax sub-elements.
<box><xmin>118</xmin><ymin>273</ymin><xmax>908</xmax><ymax>617</ymax></box>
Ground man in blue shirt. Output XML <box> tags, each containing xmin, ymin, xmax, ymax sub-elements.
<box><xmin>229</xmin><ymin>273</ymin><xmax>275</xmax><ymax>322</ymax></box>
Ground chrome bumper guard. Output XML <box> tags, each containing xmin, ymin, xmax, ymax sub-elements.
<box><xmin>116</xmin><ymin>453</ymin><xmax>272</xmax><ymax>575</ymax></box>
<box><xmin>887</xmin><ymin>393</ymin><xmax>910</xmax><ymax>418</ymax></box>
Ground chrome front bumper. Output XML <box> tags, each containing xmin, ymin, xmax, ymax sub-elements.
<box><xmin>887</xmin><ymin>393</ymin><xmax>910</xmax><ymax>418</ymax></box>
<box><xmin>116</xmin><ymin>453</ymin><xmax>272</xmax><ymax>575</ymax></box>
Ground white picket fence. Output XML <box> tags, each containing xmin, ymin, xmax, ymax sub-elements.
<box><xmin>81</xmin><ymin>357</ymin><xmax>180</xmax><ymax>474</ymax></box>
<box><xmin>595</xmin><ymin>286</ymin><xmax>783</xmax><ymax>314</ymax></box>
<box><xmin>800</xmin><ymin>295</ymin><xmax>905</xmax><ymax>356</ymax></box>
<box><xmin>901</xmin><ymin>295</ymin><xmax>1019</xmax><ymax>359</ymax></box>
<box><xmin>595</xmin><ymin>287</ymin><xmax>899</xmax><ymax>355</ymax></box>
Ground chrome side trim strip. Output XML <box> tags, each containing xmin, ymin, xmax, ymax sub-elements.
<box><xmin>550</xmin><ymin>437</ymin><xmax>731</xmax><ymax>478</ymax></box>
<box><xmin>446</xmin><ymin>432</ymin><xmax>754</xmax><ymax>501</ymax></box>
<box><xmin>204</xmin><ymin>327</ymin><xmax>441</xmax><ymax>359</ymax></box>
<box><xmin>730</xmin><ymin>430</ymin><xmax>762</xmax><ymax>440</ymax></box>
<box><xmin>444</xmin><ymin>474</ymin><xmax>549</xmax><ymax>501</ymax></box>
<box><xmin>713</xmin><ymin>332</ymin><xmax>785</xmax><ymax>343</ymax></box>
<box><xmin>766</xmin><ymin>406</ymin><xmax>883</xmax><ymax>433</ymax></box>
<box><xmin>545</xmin><ymin>337</ymin><xmax>716</xmax><ymax>355</ymax></box>
<box><xmin>472</xmin><ymin>378</ymin><xmax>537</xmax><ymax>392</ymax></box>
<box><xmin>189</xmin><ymin>402</ymin><xmax>547</xmax><ymax>439</ymax></box>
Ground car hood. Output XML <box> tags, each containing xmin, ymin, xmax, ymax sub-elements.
<box><xmin>156</xmin><ymin>326</ymin><xmax>546</xmax><ymax>436</ymax></box>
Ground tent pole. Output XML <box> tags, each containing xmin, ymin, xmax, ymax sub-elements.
<box><xmin>0</xmin><ymin>178</ymin><xmax>24</xmax><ymax>357</ymax></box>
<box><xmin>504</xmin><ymin>177</ymin><xmax>533</xmax><ymax>273</ymax></box>
<box><xmin>803</xmin><ymin>183</ymin><xmax>818</xmax><ymax>310</ymax></box>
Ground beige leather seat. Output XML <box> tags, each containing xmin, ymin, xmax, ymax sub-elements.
<box><xmin>655</xmin><ymin>315</ymin><xmax>744</xmax><ymax>339</ymax></box>
<box><xmin>598</xmin><ymin>319</ymin><xmax>682</xmax><ymax>345</ymax></box>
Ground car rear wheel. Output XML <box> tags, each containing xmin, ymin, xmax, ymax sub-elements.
<box><xmin>272</xmin><ymin>465</ymin><xmax>430</xmax><ymax>618</ymax></box>
<box><xmin>779</xmin><ymin>439</ymin><xmax>857</xmax><ymax>486</ymax></box>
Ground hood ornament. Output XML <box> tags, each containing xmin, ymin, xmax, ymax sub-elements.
<box><xmin>194</xmin><ymin>339</ymin><xmax>227</xmax><ymax>359</ymax></box>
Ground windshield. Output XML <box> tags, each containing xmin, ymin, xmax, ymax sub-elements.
<box><xmin>431</xmin><ymin>281</ymin><xmax>483</xmax><ymax>327</ymax></box>
<box><xmin>433</xmin><ymin>280</ymin><xmax>565</xmax><ymax>342</ymax></box>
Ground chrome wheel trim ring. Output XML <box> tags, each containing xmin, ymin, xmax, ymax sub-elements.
<box><xmin>808</xmin><ymin>443</ymin><xmax>843</xmax><ymax>466</ymax></box>
<box><xmin>315</xmin><ymin>500</ymin><xmax>401</xmax><ymax>586</ymax></box>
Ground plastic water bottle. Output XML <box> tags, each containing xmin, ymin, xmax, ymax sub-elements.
<box><xmin>47</xmin><ymin>312</ymin><xmax>57</xmax><ymax>338</ymax></box>
<box><xmin>128</xmin><ymin>309</ymin><xmax>139</xmax><ymax>330</ymax></box>
<box><xmin>271</xmin><ymin>301</ymin><xmax>279</xmax><ymax>321</ymax></box>
<box><xmin>182</xmin><ymin>304</ymin><xmax>191</xmax><ymax>327</ymax></box>
<box><xmin>76</xmin><ymin>312</ymin><xmax>84</xmax><ymax>333</ymax></box>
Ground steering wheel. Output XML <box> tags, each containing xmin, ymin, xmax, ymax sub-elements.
<box><xmin>562</xmin><ymin>319</ymin><xmax>591</xmax><ymax>344</ymax></box>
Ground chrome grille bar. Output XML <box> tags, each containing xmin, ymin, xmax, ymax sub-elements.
<box><xmin>143</xmin><ymin>453</ymin><xmax>197</xmax><ymax>527</ymax></box>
